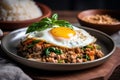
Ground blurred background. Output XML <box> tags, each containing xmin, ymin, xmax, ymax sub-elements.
<box><xmin>34</xmin><ymin>0</ymin><xmax>120</xmax><ymax>10</ymax></box>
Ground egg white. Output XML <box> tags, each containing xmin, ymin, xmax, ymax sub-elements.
<box><xmin>27</xmin><ymin>26</ymin><xmax>96</xmax><ymax>48</ymax></box>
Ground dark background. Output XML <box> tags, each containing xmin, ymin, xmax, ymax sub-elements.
<box><xmin>34</xmin><ymin>0</ymin><xmax>120</xmax><ymax>10</ymax></box>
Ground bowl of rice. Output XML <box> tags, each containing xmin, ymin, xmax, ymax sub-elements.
<box><xmin>0</xmin><ymin>0</ymin><xmax>52</xmax><ymax>30</ymax></box>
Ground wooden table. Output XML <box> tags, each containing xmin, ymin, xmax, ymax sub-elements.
<box><xmin>1</xmin><ymin>11</ymin><xmax>120</xmax><ymax>80</ymax></box>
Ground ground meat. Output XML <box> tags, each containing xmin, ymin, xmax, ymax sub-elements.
<box><xmin>17</xmin><ymin>38</ymin><xmax>104</xmax><ymax>63</ymax></box>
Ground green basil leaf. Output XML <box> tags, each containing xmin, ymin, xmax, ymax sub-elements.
<box><xmin>45</xmin><ymin>48</ymin><xmax>51</xmax><ymax>56</ymax></box>
<box><xmin>44</xmin><ymin>47</ymin><xmax>54</xmax><ymax>56</ymax></box>
<box><xmin>54</xmin><ymin>49</ymin><xmax>62</xmax><ymax>55</ymax></box>
<box><xmin>26</xmin><ymin>13</ymin><xmax>73</xmax><ymax>33</ymax></box>
<box><xmin>27</xmin><ymin>40</ymin><xmax>40</xmax><ymax>48</ymax></box>
<box><xmin>41</xmin><ymin>17</ymin><xmax>52</xmax><ymax>24</ymax></box>
<box><xmin>85</xmin><ymin>45</ymin><xmax>94</xmax><ymax>49</ymax></box>
<box><xmin>81</xmin><ymin>47</ymin><xmax>86</xmax><ymax>51</ymax></box>
<box><xmin>27</xmin><ymin>44</ymin><xmax>34</xmax><ymax>48</ymax></box>
<box><xmin>83</xmin><ymin>54</ymin><xmax>90</xmax><ymax>60</ymax></box>
<box><xmin>86</xmin><ymin>54</ymin><xmax>90</xmax><ymax>60</ymax></box>
<box><xmin>26</xmin><ymin>22</ymin><xmax>40</xmax><ymax>33</ymax></box>
<box><xmin>26</xmin><ymin>22</ymin><xmax>50</xmax><ymax>33</ymax></box>
<box><xmin>52</xmin><ymin>13</ymin><xmax>58</xmax><ymax>21</ymax></box>
<box><xmin>44</xmin><ymin>47</ymin><xmax>62</xmax><ymax>56</ymax></box>
<box><xmin>54</xmin><ymin>20</ymin><xmax>73</xmax><ymax>29</ymax></box>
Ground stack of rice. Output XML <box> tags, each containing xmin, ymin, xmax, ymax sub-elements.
<box><xmin>0</xmin><ymin>0</ymin><xmax>42</xmax><ymax>21</ymax></box>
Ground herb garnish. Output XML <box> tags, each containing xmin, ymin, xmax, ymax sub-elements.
<box><xmin>44</xmin><ymin>47</ymin><xmax>62</xmax><ymax>56</ymax></box>
<box><xmin>26</xmin><ymin>13</ymin><xmax>73</xmax><ymax>33</ymax></box>
<box><xmin>27</xmin><ymin>40</ymin><xmax>40</xmax><ymax>48</ymax></box>
<box><xmin>83</xmin><ymin>54</ymin><xmax>90</xmax><ymax>60</ymax></box>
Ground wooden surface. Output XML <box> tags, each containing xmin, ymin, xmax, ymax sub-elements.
<box><xmin>1</xmin><ymin>11</ymin><xmax>120</xmax><ymax>80</ymax></box>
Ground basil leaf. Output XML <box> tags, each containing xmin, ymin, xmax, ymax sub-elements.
<box><xmin>27</xmin><ymin>40</ymin><xmax>40</xmax><ymax>48</ymax></box>
<box><xmin>26</xmin><ymin>22</ymin><xmax>50</xmax><ymax>33</ymax></box>
<box><xmin>44</xmin><ymin>47</ymin><xmax>54</xmax><ymax>56</ymax></box>
<box><xmin>85</xmin><ymin>45</ymin><xmax>94</xmax><ymax>50</ymax></box>
<box><xmin>26</xmin><ymin>13</ymin><xmax>73</xmax><ymax>33</ymax></box>
<box><xmin>83</xmin><ymin>54</ymin><xmax>90</xmax><ymax>60</ymax></box>
<box><xmin>85</xmin><ymin>54</ymin><xmax>90</xmax><ymax>60</ymax></box>
<box><xmin>45</xmin><ymin>48</ymin><xmax>51</xmax><ymax>56</ymax></box>
<box><xmin>54</xmin><ymin>20</ymin><xmax>73</xmax><ymax>29</ymax></box>
<box><xmin>81</xmin><ymin>47</ymin><xmax>86</xmax><ymax>51</ymax></box>
<box><xmin>44</xmin><ymin>47</ymin><xmax>62</xmax><ymax>56</ymax></box>
<box><xmin>54</xmin><ymin>49</ymin><xmax>62</xmax><ymax>55</ymax></box>
<box><xmin>41</xmin><ymin>17</ymin><xmax>52</xmax><ymax>24</ymax></box>
<box><xmin>26</xmin><ymin>22</ymin><xmax>40</xmax><ymax>33</ymax></box>
<box><xmin>27</xmin><ymin>44</ymin><xmax>34</xmax><ymax>48</ymax></box>
<box><xmin>52</xmin><ymin>13</ymin><xmax>58</xmax><ymax>22</ymax></box>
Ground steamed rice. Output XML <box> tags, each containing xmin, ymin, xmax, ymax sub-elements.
<box><xmin>0</xmin><ymin>0</ymin><xmax>42</xmax><ymax>21</ymax></box>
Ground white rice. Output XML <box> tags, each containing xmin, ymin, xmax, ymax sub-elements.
<box><xmin>0</xmin><ymin>0</ymin><xmax>42</xmax><ymax>21</ymax></box>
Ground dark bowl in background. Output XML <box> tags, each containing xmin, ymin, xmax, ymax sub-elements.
<box><xmin>77</xmin><ymin>9</ymin><xmax>120</xmax><ymax>35</ymax></box>
<box><xmin>0</xmin><ymin>3</ymin><xmax>52</xmax><ymax>31</ymax></box>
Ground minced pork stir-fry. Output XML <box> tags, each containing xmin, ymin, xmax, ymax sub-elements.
<box><xmin>17</xmin><ymin>38</ymin><xmax>104</xmax><ymax>63</ymax></box>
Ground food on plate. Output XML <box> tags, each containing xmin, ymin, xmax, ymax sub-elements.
<box><xmin>17</xmin><ymin>14</ymin><xmax>104</xmax><ymax>63</ymax></box>
<box><xmin>0</xmin><ymin>0</ymin><xmax>42</xmax><ymax>21</ymax></box>
<box><xmin>82</xmin><ymin>14</ymin><xmax>119</xmax><ymax>24</ymax></box>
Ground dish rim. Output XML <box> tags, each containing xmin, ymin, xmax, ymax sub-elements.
<box><xmin>1</xmin><ymin>26</ymin><xmax>116</xmax><ymax>66</ymax></box>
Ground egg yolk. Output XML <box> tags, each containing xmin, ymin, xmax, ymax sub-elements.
<box><xmin>50</xmin><ymin>27</ymin><xmax>76</xmax><ymax>38</ymax></box>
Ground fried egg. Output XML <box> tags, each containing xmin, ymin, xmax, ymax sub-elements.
<box><xmin>27</xmin><ymin>26</ymin><xmax>96</xmax><ymax>48</ymax></box>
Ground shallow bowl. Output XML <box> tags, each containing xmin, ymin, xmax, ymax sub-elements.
<box><xmin>1</xmin><ymin>26</ymin><xmax>115</xmax><ymax>71</ymax></box>
<box><xmin>77</xmin><ymin>9</ymin><xmax>120</xmax><ymax>35</ymax></box>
